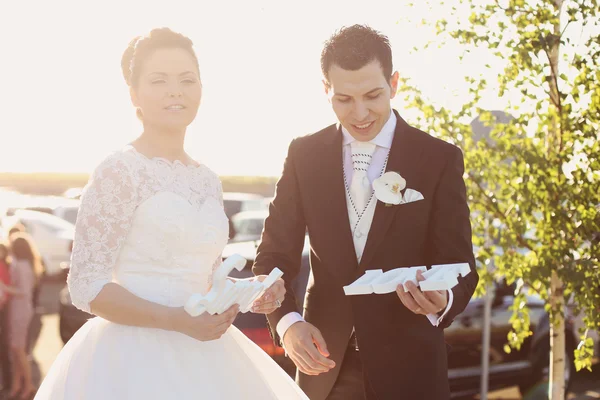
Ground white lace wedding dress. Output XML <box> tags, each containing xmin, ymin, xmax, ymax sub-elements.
<box><xmin>35</xmin><ymin>146</ymin><xmax>307</xmax><ymax>400</ymax></box>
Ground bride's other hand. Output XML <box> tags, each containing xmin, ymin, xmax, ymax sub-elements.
<box><xmin>251</xmin><ymin>277</ymin><xmax>286</xmax><ymax>314</ymax></box>
<box><xmin>170</xmin><ymin>304</ymin><xmax>240</xmax><ymax>342</ymax></box>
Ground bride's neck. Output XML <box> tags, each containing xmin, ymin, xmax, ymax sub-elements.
<box><xmin>135</xmin><ymin>126</ymin><xmax>187</xmax><ymax>161</ymax></box>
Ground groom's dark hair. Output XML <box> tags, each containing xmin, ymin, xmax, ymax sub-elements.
<box><xmin>321</xmin><ymin>24</ymin><xmax>393</xmax><ymax>85</ymax></box>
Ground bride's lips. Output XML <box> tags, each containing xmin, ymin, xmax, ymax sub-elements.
<box><xmin>164</xmin><ymin>104</ymin><xmax>187</xmax><ymax>111</ymax></box>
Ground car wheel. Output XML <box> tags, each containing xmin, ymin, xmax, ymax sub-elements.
<box><xmin>518</xmin><ymin>335</ymin><xmax>574</xmax><ymax>398</ymax></box>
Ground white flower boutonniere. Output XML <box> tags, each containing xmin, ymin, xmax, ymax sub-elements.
<box><xmin>373</xmin><ymin>172</ymin><xmax>424</xmax><ymax>207</ymax></box>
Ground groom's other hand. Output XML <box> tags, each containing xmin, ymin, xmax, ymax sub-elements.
<box><xmin>396</xmin><ymin>270</ymin><xmax>448</xmax><ymax>316</ymax></box>
<box><xmin>282</xmin><ymin>322</ymin><xmax>336</xmax><ymax>376</ymax></box>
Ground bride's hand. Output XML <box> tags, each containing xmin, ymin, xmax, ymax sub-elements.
<box><xmin>169</xmin><ymin>304</ymin><xmax>240</xmax><ymax>342</ymax></box>
<box><xmin>251</xmin><ymin>277</ymin><xmax>286</xmax><ymax>314</ymax></box>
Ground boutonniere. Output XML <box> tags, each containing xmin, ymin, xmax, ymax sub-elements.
<box><xmin>373</xmin><ymin>172</ymin><xmax>424</xmax><ymax>207</ymax></box>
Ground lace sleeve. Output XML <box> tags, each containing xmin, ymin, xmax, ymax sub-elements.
<box><xmin>67</xmin><ymin>154</ymin><xmax>137</xmax><ymax>313</ymax></box>
<box><xmin>210</xmin><ymin>177</ymin><xmax>224</xmax><ymax>282</ymax></box>
<box><xmin>217</xmin><ymin>178</ymin><xmax>224</xmax><ymax>208</ymax></box>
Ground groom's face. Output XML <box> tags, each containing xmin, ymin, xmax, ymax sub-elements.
<box><xmin>325</xmin><ymin>60</ymin><xmax>399</xmax><ymax>142</ymax></box>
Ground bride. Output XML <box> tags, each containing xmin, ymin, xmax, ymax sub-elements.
<box><xmin>35</xmin><ymin>28</ymin><xmax>308</xmax><ymax>400</ymax></box>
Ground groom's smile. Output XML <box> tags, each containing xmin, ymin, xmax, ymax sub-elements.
<box><xmin>350</xmin><ymin>120</ymin><xmax>376</xmax><ymax>137</ymax></box>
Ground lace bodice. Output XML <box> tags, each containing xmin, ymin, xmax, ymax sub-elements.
<box><xmin>67</xmin><ymin>146</ymin><xmax>229</xmax><ymax>313</ymax></box>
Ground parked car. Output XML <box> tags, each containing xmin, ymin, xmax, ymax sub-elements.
<box><xmin>229</xmin><ymin>210</ymin><xmax>268</xmax><ymax>243</ymax></box>
<box><xmin>222</xmin><ymin>192</ymin><xmax>267</xmax><ymax>239</ymax></box>
<box><xmin>3</xmin><ymin>210</ymin><xmax>74</xmax><ymax>277</ymax></box>
<box><xmin>446</xmin><ymin>281</ymin><xmax>582</xmax><ymax>398</ymax></box>
<box><xmin>6</xmin><ymin>197</ymin><xmax>80</xmax><ymax>226</ymax></box>
<box><xmin>49</xmin><ymin>203</ymin><xmax>79</xmax><ymax>226</ymax></box>
<box><xmin>222</xmin><ymin>192</ymin><xmax>266</xmax><ymax>218</ymax></box>
<box><xmin>57</xmin><ymin>238</ymin><xmax>596</xmax><ymax>397</ymax></box>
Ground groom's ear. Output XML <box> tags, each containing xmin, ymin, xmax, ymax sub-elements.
<box><xmin>389</xmin><ymin>71</ymin><xmax>400</xmax><ymax>99</ymax></box>
<box><xmin>323</xmin><ymin>79</ymin><xmax>333</xmax><ymax>102</ymax></box>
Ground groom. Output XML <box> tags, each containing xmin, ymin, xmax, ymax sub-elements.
<box><xmin>252</xmin><ymin>25</ymin><xmax>478</xmax><ymax>400</ymax></box>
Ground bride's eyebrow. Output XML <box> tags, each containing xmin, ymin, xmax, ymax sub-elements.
<box><xmin>146</xmin><ymin>71</ymin><xmax>197</xmax><ymax>77</ymax></box>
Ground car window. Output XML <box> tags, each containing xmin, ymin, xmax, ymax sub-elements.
<box><xmin>24</xmin><ymin>207</ymin><xmax>54</xmax><ymax>214</ymax></box>
<box><xmin>223</xmin><ymin>200</ymin><xmax>242</xmax><ymax>219</ymax></box>
<box><xmin>241</xmin><ymin>200</ymin><xmax>267</xmax><ymax>212</ymax></box>
<box><xmin>62</xmin><ymin>208</ymin><xmax>79</xmax><ymax>225</ymax></box>
<box><xmin>248</xmin><ymin>219</ymin><xmax>264</xmax><ymax>235</ymax></box>
<box><xmin>235</xmin><ymin>220</ymin><xmax>249</xmax><ymax>234</ymax></box>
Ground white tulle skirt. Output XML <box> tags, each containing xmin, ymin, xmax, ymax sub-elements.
<box><xmin>34</xmin><ymin>317</ymin><xmax>308</xmax><ymax>399</ymax></box>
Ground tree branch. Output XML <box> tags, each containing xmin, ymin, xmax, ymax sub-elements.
<box><xmin>540</xmin><ymin>33</ymin><xmax>565</xmax><ymax>157</ymax></box>
<box><xmin>468</xmin><ymin>172</ymin><xmax>535</xmax><ymax>252</ymax></box>
<box><xmin>493</xmin><ymin>0</ymin><xmax>529</xmax><ymax>14</ymax></box>
<box><xmin>542</xmin><ymin>44</ymin><xmax>562</xmax><ymax>109</ymax></box>
<box><xmin>560</xmin><ymin>19</ymin><xmax>572</xmax><ymax>40</ymax></box>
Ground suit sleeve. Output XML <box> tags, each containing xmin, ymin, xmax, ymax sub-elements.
<box><xmin>426</xmin><ymin>146</ymin><xmax>479</xmax><ymax>329</ymax></box>
<box><xmin>252</xmin><ymin>138</ymin><xmax>307</xmax><ymax>342</ymax></box>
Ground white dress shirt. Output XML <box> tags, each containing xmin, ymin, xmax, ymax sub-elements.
<box><xmin>275</xmin><ymin>111</ymin><xmax>453</xmax><ymax>341</ymax></box>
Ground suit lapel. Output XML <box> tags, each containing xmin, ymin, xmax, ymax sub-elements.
<box><xmin>357</xmin><ymin>111</ymin><xmax>423</xmax><ymax>274</ymax></box>
<box><xmin>316</xmin><ymin>125</ymin><xmax>359</xmax><ymax>283</ymax></box>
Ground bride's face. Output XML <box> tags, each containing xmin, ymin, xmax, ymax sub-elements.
<box><xmin>131</xmin><ymin>48</ymin><xmax>202</xmax><ymax>131</ymax></box>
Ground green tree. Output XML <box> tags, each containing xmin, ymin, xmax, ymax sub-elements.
<box><xmin>400</xmin><ymin>1</ymin><xmax>599</xmax><ymax>398</ymax></box>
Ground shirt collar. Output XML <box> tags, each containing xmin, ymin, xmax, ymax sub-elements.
<box><xmin>341</xmin><ymin>110</ymin><xmax>397</xmax><ymax>149</ymax></box>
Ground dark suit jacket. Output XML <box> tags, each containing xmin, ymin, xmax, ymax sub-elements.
<box><xmin>253</xmin><ymin>111</ymin><xmax>479</xmax><ymax>400</ymax></box>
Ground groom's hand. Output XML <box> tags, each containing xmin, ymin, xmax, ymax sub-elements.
<box><xmin>282</xmin><ymin>322</ymin><xmax>336</xmax><ymax>376</ymax></box>
<box><xmin>396</xmin><ymin>270</ymin><xmax>448</xmax><ymax>316</ymax></box>
<box><xmin>251</xmin><ymin>276</ymin><xmax>286</xmax><ymax>314</ymax></box>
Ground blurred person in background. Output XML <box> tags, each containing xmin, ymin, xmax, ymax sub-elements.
<box><xmin>8</xmin><ymin>224</ymin><xmax>26</xmax><ymax>238</ymax></box>
<box><xmin>6</xmin><ymin>234</ymin><xmax>42</xmax><ymax>399</ymax></box>
<box><xmin>0</xmin><ymin>242</ymin><xmax>14</xmax><ymax>394</ymax></box>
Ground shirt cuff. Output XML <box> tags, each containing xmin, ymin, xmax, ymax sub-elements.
<box><xmin>426</xmin><ymin>289</ymin><xmax>454</xmax><ymax>327</ymax></box>
<box><xmin>276</xmin><ymin>312</ymin><xmax>305</xmax><ymax>341</ymax></box>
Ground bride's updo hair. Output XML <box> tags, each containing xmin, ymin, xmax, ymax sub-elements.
<box><xmin>121</xmin><ymin>27</ymin><xmax>200</xmax><ymax>89</ymax></box>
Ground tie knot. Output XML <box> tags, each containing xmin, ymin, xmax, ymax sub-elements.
<box><xmin>351</xmin><ymin>141</ymin><xmax>376</xmax><ymax>171</ymax></box>
<box><xmin>351</xmin><ymin>141</ymin><xmax>376</xmax><ymax>152</ymax></box>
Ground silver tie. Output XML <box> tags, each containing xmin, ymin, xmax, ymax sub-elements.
<box><xmin>349</xmin><ymin>141</ymin><xmax>376</xmax><ymax>214</ymax></box>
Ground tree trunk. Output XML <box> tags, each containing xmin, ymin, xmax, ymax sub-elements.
<box><xmin>549</xmin><ymin>270</ymin><xmax>566</xmax><ymax>400</ymax></box>
<box><xmin>547</xmin><ymin>1</ymin><xmax>566</xmax><ymax>397</ymax></box>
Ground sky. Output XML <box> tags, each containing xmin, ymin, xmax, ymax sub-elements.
<box><xmin>1</xmin><ymin>0</ymin><xmax>517</xmax><ymax>176</ymax></box>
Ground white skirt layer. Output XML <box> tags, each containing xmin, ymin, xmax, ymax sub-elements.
<box><xmin>35</xmin><ymin>317</ymin><xmax>308</xmax><ymax>400</ymax></box>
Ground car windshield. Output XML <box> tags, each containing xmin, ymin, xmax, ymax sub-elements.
<box><xmin>234</xmin><ymin>218</ymin><xmax>265</xmax><ymax>235</ymax></box>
